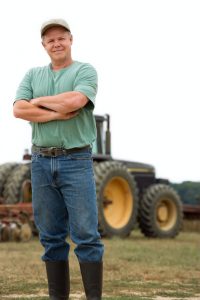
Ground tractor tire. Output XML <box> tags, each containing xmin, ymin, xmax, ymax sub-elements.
<box><xmin>139</xmin><ymin>184</ymin><xmax>183</xmax><ymax>238</ymax></box>
<box><xmin>0</xmin><ymin>163</ymin><xmax>19</xmax><ymax>198</ymax></box>
<box><xmin>3</xmin><ymin>163</ymin><xmax>31</xmax><ymax>204</ymax></box>
<box><xmin>94</xmin><ymin>161</ymin><xmax>139</xmax><ymax>238</ymax></box>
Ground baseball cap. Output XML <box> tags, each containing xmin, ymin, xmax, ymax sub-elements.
<box><xmin>41</xmin><ymin>18</ymin><xmax>71</xmax><ymax>37</ymax></box>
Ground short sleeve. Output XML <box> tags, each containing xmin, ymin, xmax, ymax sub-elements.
<box><xmin>73</xmin><ymin>63</ymin><xmax>98</xmax><ymax>110</ymax></box>
<box><xmin>15</xmin><ymin>69</ymin><xmax>33</xmax><ymax>101</ymax></box>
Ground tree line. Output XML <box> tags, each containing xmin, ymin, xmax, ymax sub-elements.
<box><xmin>171</xmin><ymin>181</ymin><xmax>200</xmax><ymax>205</ymax></box>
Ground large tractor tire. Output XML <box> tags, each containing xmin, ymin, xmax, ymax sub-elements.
<box><xmin>94</xmin><ymin>161</ymin><xmax>139</xmax><ymax>238</ymax></box>
<box><xmin>3</xmin><ymin>163</ymin><xmax>31</xmax><ymax>204</ymax></box>
<box><xmin>0</xmin><ymin>163</ymin><xmax>19</xmax><ymax>199</ymax></box>
<box><xmin>139</xmin><ymin>184</ymin><xmax>183</xmax><ymax>238</ymax></box>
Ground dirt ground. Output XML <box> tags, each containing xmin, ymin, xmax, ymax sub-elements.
<box><xmin>0</xmin><ymin>230</ymin><xmax>200</xmax><ymax>299</ymax></box>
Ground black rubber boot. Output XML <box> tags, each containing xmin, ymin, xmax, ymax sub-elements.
<box><xmin>80</xmin><ymin>261</ymin><xmax>103</xmax><ymax>300</ymax></box>
<box><xmin>45</xmin><ymin>261</ymin><xmax>70</xmax><ymax>300</ymax></box>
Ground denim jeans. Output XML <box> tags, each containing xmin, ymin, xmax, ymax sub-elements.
<box><xmin>31</xmin><ymin>148</ymin><xmax>104</xmax><ymax>262</ymax></box>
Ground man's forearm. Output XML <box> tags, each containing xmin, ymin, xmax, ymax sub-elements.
<box><xmin>13</xmin><ymin>100</ymin><xmax>78</xmax><ymax>123</ymax></box>
<box><xmin>31</xmin><ymin>91</ymin><xmax>88</xmax><ymax>113</ymax></box>
<box><xmin>13</xmin><ymin>100</ymin><xmax>59</xmax><ymax>122</ymax></box>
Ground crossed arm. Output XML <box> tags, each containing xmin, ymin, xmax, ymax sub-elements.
<box><xmin>13</xmin><ymin>91</ymin><xmax>88</xmax><ymax>123</ymax></box>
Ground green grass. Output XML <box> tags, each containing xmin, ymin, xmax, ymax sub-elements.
<box><xmin>0</xmin><ymin>230</ymin><xmax>200</xmax><ymax>299</ymax></box>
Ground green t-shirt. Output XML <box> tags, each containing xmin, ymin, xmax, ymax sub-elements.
<box><xmin>15</xmin><ymin>61</ymin><xmax>98</xmax><ymax>149</ymax></box>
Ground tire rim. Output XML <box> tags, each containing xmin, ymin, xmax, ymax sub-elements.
<box><xmin>156</xmin><ymin>198</ymin><xmax>177</xmax><ymax>230</ymax></box>
<box><xmin>103</xmin><ymin>176</ymin><xmax>133</xmax><ymax>229</ymax></box>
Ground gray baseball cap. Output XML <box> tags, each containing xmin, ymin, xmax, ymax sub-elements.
<box><xmin>41</xmin><ymin>18</ymin><xmax>71</xmax><ymax>37</ymax></box>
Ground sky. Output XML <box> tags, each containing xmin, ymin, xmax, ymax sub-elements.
<box><xmin>0</xmin><ymin>0</ymin><xmax>199</xmax><ymax>183</ymax></box>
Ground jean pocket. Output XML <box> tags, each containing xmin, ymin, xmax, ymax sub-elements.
<box><xmin>69</xmin><ymin>150</ymin><xmax>92</xmax><ymax>160</ymax></box>
<box><xmin>31</xmin><ymin>152</ymin><xmax>41</xmax><ymax>162</ymax></box>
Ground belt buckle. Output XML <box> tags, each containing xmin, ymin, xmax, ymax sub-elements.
<box><xmin>49</xmin><ymin>147</ymin><xmax>57</xmax><ymax>157</ymax></box>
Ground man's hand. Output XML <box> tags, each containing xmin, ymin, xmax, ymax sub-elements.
<box><xmin>30</xmin><ymin>98</ymin><xmax>40</xmax><ymax>106</ymax></box>
<box><xmin>55</xmin><ymin>110</ymin><xmax>80</xmax><ymax>120</ymax></box>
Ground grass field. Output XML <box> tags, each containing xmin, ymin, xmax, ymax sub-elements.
<box><xmin>0</xmin><ymin>230</ymin><xmax>199</xmax><ymax>300</ymax></box>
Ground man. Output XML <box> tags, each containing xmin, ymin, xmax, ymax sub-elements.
<box><xmin>13</xmin><ymin>18</ymin><xmax>104</xmax><ymax>300</ymax></box>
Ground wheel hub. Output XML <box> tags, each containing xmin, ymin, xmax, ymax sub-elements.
<box><xmin>157</xmin><ymin>205</ymin><xmax>168</xmax><ymax>222</ymax></box>
<box><xmin>103</xmin><ymin>176</ymin><xmax>133</xmax><ymax>228</ymax></box>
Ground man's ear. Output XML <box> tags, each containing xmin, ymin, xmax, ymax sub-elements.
<box><xmin>70</xmin><ymin>34</ymin><xmax>73</xmax><ymax>44</ymax></box>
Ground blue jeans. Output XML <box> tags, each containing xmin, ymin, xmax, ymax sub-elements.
<box><xmin>31</xmin><ymin>148</ymin><xmax>104</xmax><ymax>262</ymax></box>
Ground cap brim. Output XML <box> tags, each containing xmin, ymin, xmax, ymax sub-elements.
<box><xmin>41</xmin><ymin>24</ymin><xmax>70</xmax><ymax>36</ymax></box>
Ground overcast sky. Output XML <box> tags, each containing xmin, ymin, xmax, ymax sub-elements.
<box><xmin>0</xmin><ymin>0</ymin><xmax>199</xmax><ymax>183</ymax></box>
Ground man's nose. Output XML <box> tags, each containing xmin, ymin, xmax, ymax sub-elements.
<box><xmin>54</xmin><ymin>40</ymin><xmax>61</xmax><ymax>47</ymax></box>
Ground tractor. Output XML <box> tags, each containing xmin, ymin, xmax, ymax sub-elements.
<box><xmin>0</xmin><ymin>114</ymin><xmax>183</xmax><ymax>239</ymax></box>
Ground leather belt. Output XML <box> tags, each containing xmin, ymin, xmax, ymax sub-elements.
<box><xmin>32</xmin><ymin>145</ymin><xmax>90</xmax><ymax>157</ymax></box>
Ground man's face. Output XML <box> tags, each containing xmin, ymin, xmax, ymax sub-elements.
<box><xmin>42</xmin><ymin>26</ymin><xmax>73</xmax><ymax>64</ymax></box>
